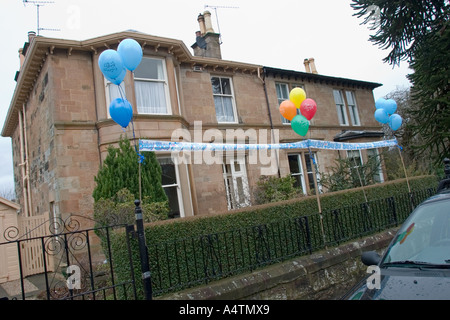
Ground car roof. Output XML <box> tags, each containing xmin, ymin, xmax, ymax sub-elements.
<box><xmin>421</xmin><ymin>189</ymin><xmax>450</xmax><ymax>205</ymax></box>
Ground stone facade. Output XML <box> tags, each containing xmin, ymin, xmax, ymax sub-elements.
<box><xmin>2</xmin><ymin>25</ymin><xmax>383</xmax><ymax>224</ymax></box>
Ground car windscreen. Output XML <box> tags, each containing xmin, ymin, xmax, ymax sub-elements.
<box><xmin>382</xmin><ymin>199</ymin><xmax>450</xmax><ymax>266</ymax></box>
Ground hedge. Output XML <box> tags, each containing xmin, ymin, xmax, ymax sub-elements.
<box><xmin>107</xmin><ymin>175</ymin><xmax>438</xmax><ymax>299</ymax></box>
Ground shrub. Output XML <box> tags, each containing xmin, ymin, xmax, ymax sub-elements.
<box><xmin>94</xmin><ymin>188</ymin><xmax>168</xmax><ymax>226</ymax></box>
<box><xmin>319</xmin><ymin>156</ymin><xmax>382</xmax><ymax>192</ymax></box>
<box><xmin>93</xmin><ymin>136</ymin><xmax>167</xmax><ymax>204</ymax></box>
<box><xmin>253</xmin><ymin>175</ymin><xmax>300</xmax><ymax>204</ymax></box>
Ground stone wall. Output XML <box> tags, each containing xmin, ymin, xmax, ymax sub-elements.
<box><xmin>158</xmin><ymin>228</ymin><xmax>397</xmax><ymax>300</ymax></box>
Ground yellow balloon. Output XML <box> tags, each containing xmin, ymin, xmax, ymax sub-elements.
<box><xmin>289</xmin><ymin>88</ymin><xmax>306</xmax><ymax>108</ymax></box>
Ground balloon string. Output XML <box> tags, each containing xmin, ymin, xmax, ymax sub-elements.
<box><xmin>113</xmin><ymin>81</ymin><xmax>143</xmax><ymax>162</ymax></box>
<box><xmin>117</xmin><ymin>83</ymin><xmax>126</xmax><ymax>101</ymax></box>
<box><xmin>113</xmin><ymin>79</ymin><xmax>144</xmax><ymax>202</ymax></box>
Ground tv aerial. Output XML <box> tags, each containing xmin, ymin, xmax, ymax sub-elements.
<box><xmin>204</xmin><ymin>5</ymin><xmax>239</xmax><ymax>44</ymax></box>
<box><xmin>23</xmin><ymin>0</ymin><xmax>60</xmax><ymax>36</ymax></box>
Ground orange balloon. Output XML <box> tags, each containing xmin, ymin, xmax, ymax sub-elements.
<box><xmin>279</xmin><ymin>100</ymin><xmax>297</xmax><ymax>121</ymax></box>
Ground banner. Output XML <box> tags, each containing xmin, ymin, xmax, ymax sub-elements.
<box><xmin>139</xmin><ymin>138</ymin><xmax>398</xmax><ymax>152</ymax></box>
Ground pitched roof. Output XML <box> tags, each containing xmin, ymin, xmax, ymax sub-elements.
<box><xmin>263</xmin><ymin>66</ymin><xmax>382</xmax><ymax>90</ymax></box>
<box><xmin>0</xmin><ymin>197</ymin><xmax>20</xmax><ymax>211</ymax></box>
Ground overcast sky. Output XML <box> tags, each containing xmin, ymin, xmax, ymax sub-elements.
<box><xmin>0</xmin><ymin>0</ymin><xmax>411</xmax><ymax>195</ymax></box>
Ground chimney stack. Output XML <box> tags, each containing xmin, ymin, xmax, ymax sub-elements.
<box><xmin>192</xmin><ymin>11</ymin><xmax>222</xmax><ymax>59</ymax></box>
<box><xmin>303</xmin><ymin>58</ymin><xmax>318</xmax><ymax>74</ymax></box>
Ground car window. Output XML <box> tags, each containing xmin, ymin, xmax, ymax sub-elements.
<box><xmin>383</xmin><ymin>200</ymin><xmax>450</xmax><ymax>265</ymax></box>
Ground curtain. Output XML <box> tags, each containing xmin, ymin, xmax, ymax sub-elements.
<box><xmin>135</xmin><ymin>80</ymin><xmax>167</xmax><ymax>114</ymax></box>
<box><xmin>214</xmin><ymin>96</ymin><xmax>235</xmax><ymax>122</ymax></box>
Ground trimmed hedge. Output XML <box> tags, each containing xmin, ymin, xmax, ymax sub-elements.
<box><xmin>144</xmin><ymin>175</ymin><xmax>436</xmax><ymax>240</ymax></box>
<box><xmin>108</xmin><ymin>175</ymin><xmax>438</xmax><ymax>299</ymax></box>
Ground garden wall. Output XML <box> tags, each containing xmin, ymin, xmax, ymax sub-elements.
<box><xmin>157</xmin><ymin>227</ymin><xmax>397</xmax><ymax>300</ymax></box>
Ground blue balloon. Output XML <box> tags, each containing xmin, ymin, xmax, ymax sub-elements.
<box><xmin>106</xmin><ymin>67</ymin><xmax>127</xmax><ymax>85</ymax></box>
<box><xmin>384</xmin><ymin>99</ymin><xmax>397</xmax><ymax>115</ymax></box>
<box><xmin>375</xmin><ymin>98</ymin><xmax>387</xmax><ymax>109</ymax></box>
<box><xmin>109</xmin><ymin>98</ymin><xmax>133</xmax><ymax>128</ymax></box>
<box><xmin>389</xmin><ymin>114</ymin><xmax>402</xmax><ymax>131</ymax></box>
<box><xmin>117</xmin><ymin>38</ymin><xmax>143</xmax><ymax>71</ymax></box>
<box><xmin>98</xmin><ymin>49</ymin><xmax>124</xmax><ymax>80</ymax></box>
<box><xmin>374</xmin><ymin>108</ymin><xmax>389</xmax><ymax>124</ymax></box>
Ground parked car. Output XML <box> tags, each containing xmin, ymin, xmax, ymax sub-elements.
<box><xmin>344</xmin><ymin>159</ymin><xmax>450</xmax><ymax>300</ymax></box>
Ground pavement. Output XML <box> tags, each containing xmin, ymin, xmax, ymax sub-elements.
<box><xmin>0</xmin><ymin>273</ymin><xmax>49</xmax><ymax>300</ymax></box>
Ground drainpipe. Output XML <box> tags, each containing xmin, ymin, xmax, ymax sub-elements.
<box><xmin>259</xmin><ymin>67</ymin><xmax>281</xmax><ymax>178</ymax></box>
<box><xmin>23</xmin><ymin>105</ymin><xmax>33</xmax><ymax>217</ymax></box>
<box><xmin>18</xmin><ymin>109</ymin><xmax>28</xmax><ymax>217</ymax></box>
<box><xmin>18</xmin><ymin>104</ymin><xmax>32</xmax><ymax>217</ymax></box>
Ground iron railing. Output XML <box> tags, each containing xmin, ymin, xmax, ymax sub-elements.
<box><xmin>148</xmin><ymin>187</ymin><xmax>435</xmax><ymax>296</ymax></box>
<box><xmin>1</xmin><ymin>216</ymin><xmax>138</xmax><ymax>300</ymax></box>
<box><xmin>1</xmin><ymin>187</ymin><xmax>436</xmax><ymax>300</ymax></box>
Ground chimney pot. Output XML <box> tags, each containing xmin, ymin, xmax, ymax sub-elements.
<box><xmin>203</xmin><ymin>10</ymin><xmax>215</xmax><ymax>33</ymax></box>
<box><xmin>19</xmin><ymin>48</ymin><xmax>25</xmax><ymax>69</ymax></box>
<box><xmin>28</xmin><ymin>31</ymin><xmax>36</xmax><ymax>43</ymax></box>
<box><xmin>197</xmin><ymin>13</ymin><xmax>206</xmax><ymax>35</ymax></box>
<box><xmin>309</xmin><ymin>57</ymin><xmax>318</xmax><ymax>74</ymax></box>
<box><xmin>303</xmin><ymin>58</ymin><xmax>311</xmax><ymax>73</ymax></box>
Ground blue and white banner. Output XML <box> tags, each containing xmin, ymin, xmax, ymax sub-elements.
<box><xmin>139</xmin><ymin>138</ymin><xmax>398</xmax><ymax>152</ymax></box>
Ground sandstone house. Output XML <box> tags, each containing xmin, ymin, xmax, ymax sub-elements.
<box><xmin>2</xmin><ymin>12</ymin><xmax>384</xmax><ymax>225</ymax></box>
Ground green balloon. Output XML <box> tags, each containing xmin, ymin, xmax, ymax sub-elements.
<box><xmin>291</xmin><ymin>115</ymin><xmax>309</xmax><ymax>136</ymax></box>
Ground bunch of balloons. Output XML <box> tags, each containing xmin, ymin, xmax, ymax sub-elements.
<box><xmin>279</xmin><ymin>87</ymin><xmax>317</xmax><ymax>136</ymax></box>
<box><xmin>374</xmin><ymin>98</ymin><xmax>402</xmax><ymax>131</ymax></box>
<box><xmin>98</xmin><ymin>38</ymin><xmax>143</xmax><ymax>128</ymax></box>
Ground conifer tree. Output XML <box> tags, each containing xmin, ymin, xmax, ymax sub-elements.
<box><xmin>351</xmin><ymin>0</ymin><xmax>449</xmax><ymax>164</ymax></box>
<box><xmin>93</xmin><ymin>136</ymin><xmax>167</xmax><ymax>203</ymax></box>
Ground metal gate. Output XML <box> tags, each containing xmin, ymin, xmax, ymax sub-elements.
<box><xmin>0</xmin><ymin>210</ymin><xmax>144</xmax><ymax>300</ymax></box>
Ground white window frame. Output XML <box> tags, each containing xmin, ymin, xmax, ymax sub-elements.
<box><xmin>333</xmin><ymin>90</ymin><xmax>349</xmax><ymax>126</ymax></box>
<box><xmin>222</xmin><ymin>156</ymin><xmax>250</xmax><ymax>210</ymax></box>
<box><xmin>367</xmin><ymin>148</ymin><xmax>384</xmax><ymax>183</ymax></box>
<box><xmin>105</xmin><ymin>78</ymin><xmax>126</xmax><ymax>119</ymax></box>
<box><xmin>288</xmin><ymin>154</ymin><xmax>307</xmax><ymax>194</ymax></box>
<box><xmin>134</xmin><ymin>57</ymin><xmax>171</xmax><ymax>115</ymax></box>
<box><xmin>304</xmin><ymin>152</ymin><xmax>323</xmax><ymax>193</ymax></box>
<box><xmin>211</xmin><ymin>76</ymin><xmax>238</xmax><ymax>124</ymax></box>
<box><xmin>347</xmin><ymin>150</ymin><xmax>363</xmax><ymax>167</ymax></box>
<box><xmin>288</xmin><ymin>152</ymin><xmax>322</xmax><ymax>195</ymax></box>
<box><xmin>276</xmin><ymin>83</ymin><xmax>304</xmax><ymax>124</ymax></box>
<box><xmin>158</xmin><ymin>157</ymin><xmax>184</xmax><ymax>218</ymax></box>
<box><xmin>345</xmin><ymin>91</ymin><xmax>361</xmax><ymax>126</ymax></box>
<box><xmin>347</xmin><ymin>149</ymin><xmax>365</xmax><ymax>185</ymax></box>
<box><xmin>276</xmin><ymin>82</ymin><xmax>290</xmax><ymax>124</ymax></box>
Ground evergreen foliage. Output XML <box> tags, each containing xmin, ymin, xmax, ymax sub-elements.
<box><xmin>253</xmin><ymin>175</ymin><xmax>299</xmax><ymax>204</ymax></box>
<box><xmin>407</xmin><ymin>21</ymin><xmax>450</xmax><ymax>164</ymax></box>
<box><xmin>93</xmin><ymin>136</ymin><xmax>167</xmax><ymax>204</ymax></box>
<box><xmin>319</xmin><ymin>155</ymin><xmax>382</xmax><ymax>192</ymax></box>
<box><xmin>351</xmin><ymin>0</ymin><xmax>449</xmax><ymax>65</ymax></box>
<box><xmin>351</xmin><ymin>0</ymin><xmax>450</xmax><ymax>165</ymax></box>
